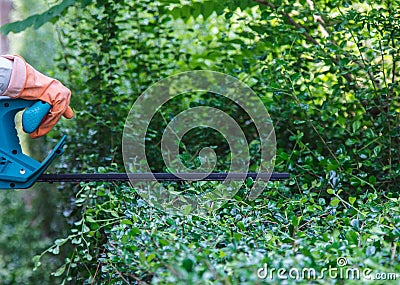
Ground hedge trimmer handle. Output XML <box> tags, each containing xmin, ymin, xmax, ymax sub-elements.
<box><xmin>0</xmin><ymin>98</ymin><xmax>65</xmax><ymax>189</ymax></box>
<box><xmin>22</xmin><ymin>100</ymin><xmax>51</xmax><ymax>133</ymax></box>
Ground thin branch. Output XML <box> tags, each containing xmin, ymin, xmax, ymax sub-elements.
<box><xmin>255</xmin><ymin>0</ymin><xmax>319</xmax><ymax>45</ymax></box>
<box><xmin>337</xmin><ymin>7</ymin><xmax>381</xmax><ymax>92</ymax></box>
<box><xmin>253</xmin><ymin>0</ymin><xmax>357</xmax><ymax>87</ymax></box>
<box><xmin>390</xmin><ymin>242</ymin><xmax>397</xmax><ymax>265</ymax></box>
<box><xmin>91</xmin><ymin>248</ymin><xmax>106</xmax><ymax>285</ymax></box>
<box><xmin>391</xmin><ymin>30</ymin><xmax>397</xmax><ymax>95</ymax></box>
<box><xmin>306</xmin><ymin>0</ymin><xmax>329</xmax><ymax>38</ymax></box>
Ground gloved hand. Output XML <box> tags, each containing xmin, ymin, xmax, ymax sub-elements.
<box><xmin>1</xmin><ymin>55</ymin><xmax>74</xmax><ymax>138</ymax></box>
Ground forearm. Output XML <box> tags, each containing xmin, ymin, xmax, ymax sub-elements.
<box><xmin>0</xmin><ymin>55</ymin><xmax>27</xmax><ymax>98</ymax></box>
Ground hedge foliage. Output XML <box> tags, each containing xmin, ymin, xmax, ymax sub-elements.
<box><xmin>1</xmin><ymin>0</ymin><xmax>399</xmax><ymax>284</ymax></box>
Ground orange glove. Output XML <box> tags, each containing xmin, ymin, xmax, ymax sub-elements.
<box><xmin>1</xmin><ymin>55</ymin><xmax>74</xmax><ymax>138</ymax></box>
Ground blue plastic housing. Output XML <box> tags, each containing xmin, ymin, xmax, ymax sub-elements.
<box><xmin>0</xmin><ymin>98</ymin><xmax>65</xmax><ymax>189</ymax></box>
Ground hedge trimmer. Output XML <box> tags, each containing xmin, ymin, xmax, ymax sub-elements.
<box><xmin>0</xmin><ymin>98</ymin><xmax>289</xmax><ymax>189</ymax></box>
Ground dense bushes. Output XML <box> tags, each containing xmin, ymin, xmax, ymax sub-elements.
<box><xmin>45</xmin><ymin>1</ymin><xmax>398</xmax><ymax>283</ymax></box>
<box><xmin>1</xmin><ymin>0</ymin><xmax>399</xmax><ymax>284</ymax></box>
<box><xmin>33</xmin><ymin>179</ymin><xmax>399</xmax><ymax>284</ymax></box>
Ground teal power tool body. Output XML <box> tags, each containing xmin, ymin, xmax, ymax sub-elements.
<box><xmin>0</xmin><ymin>98</ymin><xmax>289</xmax><ymax>189</ymax></box>
<box><xmin>0</xmin><ymin>98</ymin><xmax>65</xmax><ymax>189</ymax></box>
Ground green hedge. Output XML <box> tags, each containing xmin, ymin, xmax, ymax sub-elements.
<box><xmin>3</xmin><ymin>0</ymin><xmax>399</xmax><ymax>284</ymax></box>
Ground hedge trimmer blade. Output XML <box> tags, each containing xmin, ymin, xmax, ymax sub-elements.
<box><xmin>0</xmin><ymin>99</ymin><xmax>289</xmax><ymax>189</ymax></box>
<box><xmin>37</xmin><ymin>172</ymin><xmax>290</xmax><ymax>183</ymax></box>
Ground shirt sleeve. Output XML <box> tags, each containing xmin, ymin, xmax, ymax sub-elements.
<box><xmin>0</xmin><ymin>56</ymin><xmax>13</xmax><ymax>95</ymax></box>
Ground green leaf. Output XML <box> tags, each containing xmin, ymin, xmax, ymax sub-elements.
<box><xmin>147</xmin><ymin>253</ymin><xmax>156</xmax><ymax>262</ymax></box>
<box><xmin>192</xmin><ymin>2</ymin><xmax>202</xmax><ymax>18</ymax></box>
<box><xmin>53</xmin><ymin>246</ymin><xmax>60</xmax><ymax>255</ymax></box>
<box><xmin>373</xmin><ymin>146</ymin><xmax>381</xmax><ymax>156</ymax></box>
<box><xmin>292</xmin><ymin>215</ymin><xmax>301</xmax><ymax>226</ymax></box>
<box><xmin>350</xmin><ymin>219</ymin><xmax>360</xmax><ymax>231</ymax></box>
<box><xmin>182</xmin><ymin>258</ymin><xmax>194</xmax><ymax>272</ymax></box>
<box><xmin>352</xmin><ymin>120</ymin><xmax>361</xmax><ymax>133</ymax></box>
<box><xmin>245</xmin><ymin>177</ymin><xmax>254</xmax><ymax>187</ymax></box>
<box><xmin>180</xmin><ymin>5</ymin><xmax>191</xmax><ymax>20</ymax></box>
<box><xmin>110</xmin><ymin>211</ymin><xmax>120</xmax><ymax>218</ymax></box>
<box><xmin>330</xmin><ymin>198</ymin><xmax>340</xmax><ymax>206</ymax></box>
<box><xmin>249</xmin><ymin>24</ymin><xmax>265</xmax><ymax>34</ymax></box>
<box><xmin>238</xmin><ymin>0</ymin><xmax>251</xmax><ymax>10</ymax></box>
<box><xmin>233</xmin><ymin>232</ymin><xmax>243</xmax><ymax>241</ymax></box>
<box><xmin>169</xmin><ymin>8</ymin><xmax>181</xmax><ymax>19</ymax></box>
<box><xmin>85</xmin><ymin>216</ymin><xmax>96</xmax><ymax>223</ymax></box>
<box><xmin>368</xmin><ymin>176</ymin><xmax>376</xmax><ymax>184</ymax></box>
<box><xmin>201</xmin><ymin>2</ymin><xmax>215</xmax><ymax>19</ymax></box>
<box><xmin>121</xmin><ymin>219</ymin><xmax>133</xmax><ymax>225</ymax></box>
<box><xmin>139</xmin><ymin>252</ymin><xmax>146</xmax><ymax>264</ymax></box>
<box><xmin>346</xmin><ymin>230</ymin><xmax>359</xmax><ymax>245</ymax></box>
<box><xmin>237</xmin><ymin>221</ymin><xmax>245</xmax><ymax>231</ymax></box>
<box><xmin>32</xmin><ymin>255</ymin><xmax>42</xmax><ymax>270</ymax></box>
<box><xmin>52</xmin><ymin>264</ymin><xmax>66</xmax><ymax>277</ymax></box>
<box><xmin>0</xmin><ymin>0</ymin><xmax>79</xmax><ymax>34</ymax></box>
<box><xmin>182</xmin><ymin>204</ymin><xmax>192</xmax><ymax>215</ymax></box>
